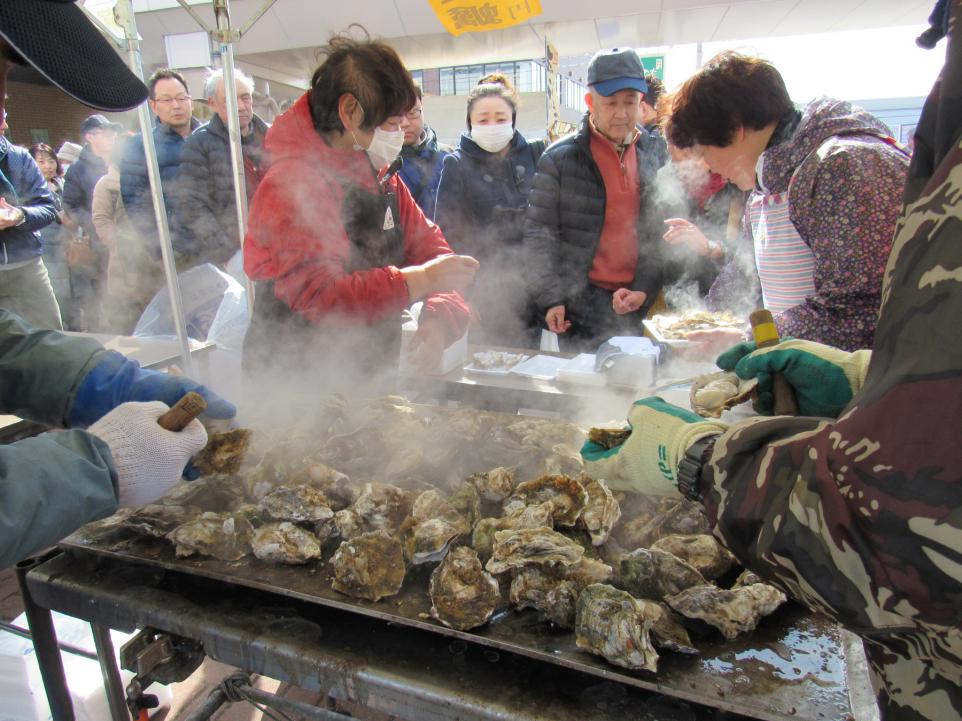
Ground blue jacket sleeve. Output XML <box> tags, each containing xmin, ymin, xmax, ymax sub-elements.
<box><xmin>12</xmin><ymin>151</ymin><xmax>57</xmax><ymax>232</ymax></box>
<box><xmin>0</xmin><ymin>430</ymin><xmax>118</xmax><ymax>568</ymax></box>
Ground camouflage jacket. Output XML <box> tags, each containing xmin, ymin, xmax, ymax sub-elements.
<box><xmin>703</xmin><ymin>9</ymin><xmax>962</xmax><ymax>720</ymax></box>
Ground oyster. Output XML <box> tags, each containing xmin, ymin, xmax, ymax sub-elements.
<box><xmin>510</xmin><ymin>557</ymin><xmax>613</xmax><ymax>628</ymax></box>
<box><xmin>410</xmin><ymin>489</ymin><xmax>469</xmax><ymax>531</ymax></box>
<box><xmin>650</xmin><ymin>534</ymin><xmax>738</xmax><ymax>580</ymax></box>
<box><xmin>734</xmin><ymin>569</ymin><xmax>764</xmax><ymax>587</ymax></box>
<box><xmin>617</xmin><ymin>498</ymin><xmax>710</xmax><ymax>549</ymax></box>
<box><xmin>467</xmin><ymin>467</ymin><xmax>516</xmax><ymax>503</ymax></box>
<box><xmin>307</xmin><ymin>463</ymin><xmax>357</xmax><ymax>510</ymax></box>
<box><xmin>666</xmin><ymin>583</ymin><xmax>787</xmax><ymax>640</ymax></box>
<box><xmin>502</xmin><ymin>474</ymin><xmax>587</xmax><ymax>527</ymax></box>
<box><xmin>485</xmin><ymin>527</ymin><xmax>585</xmax><ymax>575</ymax></box>
<box><xmin>543</xmin><ymin>444</ymin><xmax>585</xmax><ymax>477</ymax></box>
<box><xmin>505</xmin><ymin>418</ymin><xmax>584</xmax><ymax>450</ymax></box>
<box><xmin>448</xmin><ymin>483</ymin><xmax>481</xmax><ymax>527</ymax></box>
<box><xmin>351</xmin><ymin>482</ymin><xmax>413</xmax><ymax>534</ymax></box>
<box><xmin>642</xmin><ymin>601</ymin><xmax>698</xmax><ymax>655</ymax></box>
<box><xmin>333</xmin><ymin>508</ymin><xmax>365</xmax><ymax>541</ymax></box>
<box><xmin>620</xmin><ymin>547</ymin><xmax>708</xmax><ymax>601</ymax></box>
<box><xmin>429</xmin><ymin>547</ymin><xmax>500</xmax><ymax>631</ymax></box>
<box><xmin>330</xmin><ymin>530</ymin><xmax>406</xmax><ymax>602</ymax></box>
<box><xmin>259</xmin><ymin>485</ymin><xmax>334</xmax><ymax>524</ymax></box>
<box><xmin>401</xmin><ymin>516</ymin><xmax>463</xmax><ymax>565</ymax></box>
<box><xmin>575</xmin><ymin>584</ymin><xmax>659</xmax><ymax>672</ymax></box>
<box><xmin>580</xmin><ymin>477</ymin><xmax>621</xmax><ymax>546</ymax></box>
<box><xmin>472</xmin><ymin>502</ymin><xmax>554</xmax><ymax>562</ymax></box>
<box><xmin>167</xmin><ymin>511</ymin><xmax>253</xmax><ymax>561</ymax></box>
<box><xmin>690</xmin><ymin>371</ymin><xmax>757</xmax><ymax>418</ymax></box>
<box><xmin>587</xmin><ymin>426</ymin><xmax>631</xmax><ymax>450</ymax></box>
<box><xmin>125</xmin><ymin>504</ymin><xmax>196</xmax><ymax>538</ymax></box>
<box><xmin>192</xmin><ymin>428</ymin><xmax>253</xmax><ymax>476</ymax></box>
<box><xmin>251</xmin><ymin>522</ymin><xmax>322</xmax><ymax>564</ymax></box>
<box><xmin>161</xmin><ymin>475</ymin><xmax>243</xmax><ymax>511</ymax></box>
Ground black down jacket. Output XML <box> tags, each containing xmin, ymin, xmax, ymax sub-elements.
<box><xmin>172</xmin><ymin>112</ymin><xmax>268</xmax><ymax>269</ymax></box>
<box><xmin>524</xmin><ymin>114</ymin><xmax>665</xmax><ymax>314</ymax></box>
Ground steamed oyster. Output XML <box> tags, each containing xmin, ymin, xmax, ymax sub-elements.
<box><xmin>259</xmin><ymin>485</ymin><xmax>334</xmax><ymax>523</ymax></box>
<box><xmin>617</xmin><ymin>498</ymin><xmax>710</xmax><ymax>549</ymax></box>
<box><xmin>429</xmin><ymin>547</ymin><xmax>500</xmax><ymax>631</ymax></box>
<box><xmin>161</xmin><ymin>475</ymin><xmax>242</xmax><ymax>511</ymax></box>
<box><xmin>448</xmin><ymin>483</ymin><xmax>481</xmax><ymax>527</ymax></box>
<box><xmin>485</xmin><ymin>527</ymin><xmax>585</xmax><ymax>575</ymax></box>
<box><xmin>510</xmin><ymin>557</ymin><xmax>613</xmax><ymax>628</ymax></box>
<box><xmin>351</xmin><ymin>482</ymin><xmax>413</xmax><ymax>534</ymax></box>
<box><xmin>690</xmin><ymin>371</ymin><xmax>757</xmax><ymax>418</ymax></box>
<box><xmin>467</xmin><ymin>467</ymin><xmax>516</xmax><ymax>503</ymax></box>
<box><xmin>167</xmin><ymin>511</ymin><xmax>253</xmax><ymax>561</ymax></box>
<box><xmin>620</xmin><ymin>547</ymin><xmax>708</xmax><ymax>601</ymax></box>
<box><xmin>543</xmin><ymin>444</ymin><xmax>585</xmax><ymax>477</ymax></box>
<box><xmin>410</xmin><ymin>489</ymin><xmax>469</xmax><ymax>531</ymax></box>
<box><xmin>308</xmin><ymin>463</ymin><xmax>357</xmax><ymax>510</ymax></box>
<box><xmin>587</xmin><ymin>426</ymin><xmax>631</xmax><ymax>450</ymax></box>
<box><xmin>472</xmin><ymin>501</ymin><xmax>554</xmax><ymax>562</ymax></box>
<box><xmin>251</xmin><ymin>522</ymin><xmax>322</xmax><ymax>564</ymax></box>
<box><xmin>650</xmin><ymin>534</ymin><xmax>737</xmax><ymax>580</ymax></box>
<box><xmin>505</xmin><ymin>418</ymin><xmax>584</xmax><ymax>450</ymax></box>
<box><xmin>734</xmin><ymin>569</ymin><xmax>763</xmax><ymax>587</ymax></box>
<box><xmin>502</xmin><ymin>474</ymin><xmax>587</xmax><ymax>527</ymax></box>
<box><xmin>125</xmin><ymin>504</ymin><xmax>196</xmax><ymax>538</ymax></box>
<box><xmin>580</xmin><ymin>477</ymin><xmax>621</xmax><ymax>546</ymax></box>
<box><xmin>642</xmin><ymin>601</ymin><xmax>698</xmax><ymax>655</ymax></box>
<box><xmin>331</xmin><ymin>530</ymin><xmax>406</xmax><ymax>602</ymax></box>
<box><xmin>401</xmin><ymin>516</ymin><xmax>463</xmax><ymax>565</ymax></box>
<box><xmin>575</xmin><ymin>584</ymin><xmax>659</xmax><ymax>672</ymax></box>
<box><xmin>666</xmin><ymin>583</ymin><xmax>787</xmax><ymax>640</ymax></box>
<box><xmin>192</xmin><ymin>428</ymin><xmax>253</xmax><ymax>476</ymax></box>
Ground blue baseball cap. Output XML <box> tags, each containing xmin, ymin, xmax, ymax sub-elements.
<box><xmin>587</xmin><ymin>48</ymin><xmax>648</xmax><ymax>97</ymax></box>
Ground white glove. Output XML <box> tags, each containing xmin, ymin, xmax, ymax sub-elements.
<box><xmin>88</xmin><ymin>401</ymin><xmax>208</xmax><ymax>507</ymax></box>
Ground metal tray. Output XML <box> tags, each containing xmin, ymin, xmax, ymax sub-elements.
<box><xmin>61</xmin><ymin>528</ymin><xmax>854</xmax><ymax>721</ymax></box>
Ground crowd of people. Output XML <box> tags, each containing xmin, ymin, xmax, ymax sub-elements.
<box><xmin>2</xmin><ymin>34</ymin><xmax>909</xmax><ymax>359</ymax></box>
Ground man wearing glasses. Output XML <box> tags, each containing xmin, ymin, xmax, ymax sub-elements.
<box><xmin>398</xmin><ymin>86</ymin><xmax>451</xmax><ymax>219</ymax></box>
<box><xmin>121</xmin><ymin>69</ymin><xmax>199</xmax><ymax>251</ymax></box>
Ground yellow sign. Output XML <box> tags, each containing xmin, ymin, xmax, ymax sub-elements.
<box><xmin>430</xmin><ymin>0</ymin><xmax>543</xmax><ymax>37</ymax></box>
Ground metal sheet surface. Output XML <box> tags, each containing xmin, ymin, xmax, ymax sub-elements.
<box><xmin>61</xmin><ymin>531</ymin><xmax>854</xmax><ymax>721</ymax></box>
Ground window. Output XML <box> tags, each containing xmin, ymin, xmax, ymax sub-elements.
<box><xmin>410</xmin><ymin>70</ymin><xmax>423</xmax><ymax>89</ymax></box>
<box><xmin>439</xmin><ymin>67</ymin><xmax>454</xmax><ymax>96</ymax></box>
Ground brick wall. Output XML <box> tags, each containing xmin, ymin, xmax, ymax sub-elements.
<box><xmin>4</xmin><ymin>81</ymin><xmax>136</xmax><ymax>152</ymax></box>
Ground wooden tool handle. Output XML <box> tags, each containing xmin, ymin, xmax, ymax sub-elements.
<box><xmin>749</xmin><ymin>309</ymin><xmax>799</xmax><ymax>416</ymax></box>
<box><xmin>157</xmin><ymin>391</ymin><xmax>207</xmax><ymax>431</ymax></box>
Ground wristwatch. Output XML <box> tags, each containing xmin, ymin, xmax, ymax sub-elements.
<box><xmin>14</xmin><ymin>207</ymin><xmax>27</xmax><ymax>226</ymax></box>
<box><xmin>676</xmin><ymin>434</ymin><xmax>719</xmax><ymax>502</ymax></box>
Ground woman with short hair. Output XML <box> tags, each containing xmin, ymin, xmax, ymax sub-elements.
<box><xmin>434</xmin><ymin>76</ymin><xmax>547</xmax><ymax>347</ymax></box>
<box><xmin>243</xmin><ymin>32</ymin><xmax>476</xmax><ymax>392</ymax></box>
<box><xmin>666</xmin><ymin>51</ymin><xmax>910</xmax><ymax>352</ymax></box>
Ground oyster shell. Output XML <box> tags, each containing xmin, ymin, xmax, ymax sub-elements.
<box><xmin>505</xmin><ymin>418</ymin><xmax>584</xmax><ymax>450</ymax></box>
<box><xmin>472</xmin><ymin>502</ymin><xmax>554</xmax><ymax>562</ymax></box>
<box><xmin>125</xmin><ymin>504</ymin><xmax>196</xmax><ymax>538</ymax></box>
<box><xmin>690</xmin><ymin>371</ymin><xmax>757</xmax><ymax>418</ymax></box>
<box><xmin>429</xmin><ymin>547</ymin><xmax>500</xmax><ymax>631</ymax></box>
<box><xmin>410</xmin><ymin>490</ymin><xmax>468</xmax><ymax>531</ymax></box>
<box><xmin>448</xmin><ymin>483</ymin><xmax>481</xmax><ymax>527</ymax></box>
<box><xmin>641</xmin><ymin>601</ymin><xmax>698</xmax><ymax>655</ymax></box>
<box><xmin>330</xmin><ymin>530</ymin><xmax>406</xmax><ymax>602</ymax></box>
<box><xmin>308</xmin><ymin>463</ymin><xmax>357</xmax><ymax>510</ymax></box>
<box><xmin>502</xmin><ymin>474</ymin><xmax>587</xmax><ymax>527</ymax></box>
<box><xmin>333</xmin><ymin>508</ymin><xmax>365</xmax><ymax>541</ymax></box>
<box><xmin>259</xmin><ymin>485</ymin><xmax>334</xmax><ymax>523</ymax></box>
<box><xmin>650</xmin><ymin>534</ymin><xmax>737</xmax><ymax>580</ymax></box>
<box><xmin>575</xmin><ymin>584</ymin><xmax>659</xmax><ymax>672</ymax></box>
<box><xmin>167</xmin><ymin>511</ymin><xmax>253</xmax><ymax>561</ymax></box>
<box><xmin>467</xmin><ymin>467</ymin><xmax>516</xmax><ymax>503</ymax></box>
<box><xmin>666</xmin><ymin>583</ymin><xmax>787</xmax><ymax>640</ymax></box>
<box><xmin>192</xmin><ymin>428</ymin><xmax>253</xmax><ymax>476</ymax></box>
<box><xmin>543</xmin><ymin>444</ymin><xmax>585</xmax><ymax>477</ymax></box>
<box><xmin>587</xmin><ymin>426</ymin><xmax>631</xmax><ymax>450</ymax></box>
<box><xmin>351</xmin><ymin>482</ymin><xmax>413</xmax><ymax>534</ymax></box>
<box><xmin>620</xmin><ymin>547</ymin><xmax>707</xmax><ymax>602</ymax></box>
<box><xmin>617</xmin><ymin>498</ymin><xmax>710</xmax><ymax>549</ymax></box>
<box><xmin>401</xmin><ymin>516</ymin><xmax>463</xmax><ymax>565</ymax></box>
<box><xmin>485</xmin><ymin>527</ymin><xmax>585</xmax><ymax>575</ymax></box>
<box><xmin>734</xmin><ymin>569</ymin><xmax>763</xmax><ymax>587</ymax></box>
<box><xmin>510</xmin><ymin>557</ymin><xmax>613</xmax><ymax>628</ymax></box>
<box><xmin>160</xmin><ymin>475</ymin><xmax>243</xmax><ymax>511</ymax></box>
<box><xmin>580</xmin><ymin>477</ymin><xmax>621</xmax><ymax>546</ymax></box>
<box><xmin>251</xmin><ymin>522</ymin><xmax>322</xmax><ymax>564</ymax></box>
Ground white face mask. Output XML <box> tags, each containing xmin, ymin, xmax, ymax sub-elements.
<box><xmin>349</xmin><ymin>102</ymin><xmax>405</xmax><ymax>169</ymax></box>
<box><xmin>471</xmin><ymin>122</ymin><xmax>514</xmax><ymax>153</ymax></box>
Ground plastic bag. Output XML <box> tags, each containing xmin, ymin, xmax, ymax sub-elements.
<box><xmin>134</xmin><ymin>263</ymin><xmax>237</xmax><ymax>341</ymax></box>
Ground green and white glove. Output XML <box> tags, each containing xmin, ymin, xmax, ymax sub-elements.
<box><xmin>581</xmin><ymin>397</ymin><xmax>726</xmax><ymax>497</ymax></box>
<box><xmin>717</xmin><ymin>339</ymin><xmax>872</xmax><ymax>418</ymax></box>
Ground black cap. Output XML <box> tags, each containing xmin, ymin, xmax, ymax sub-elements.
<box><xmin>587</xmin><ymin>48</ymin><xmax>648</xmax><ymax>97</ymax></box>
<box><xmin>0</xmin><ymin>0</ymin><xmax>148</xmax><ymax>111</ymax></box>
<box><xmin>81</xmin><ymin>114</ymin><xmax>122</xmax><ymax>135</ymax></box>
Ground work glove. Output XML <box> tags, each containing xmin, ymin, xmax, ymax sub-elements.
<box><xmin>68</xmin><ymin>350</ymin><xmax>236</xmax><ymax>428</ymax></box>
<box><xmin>717</xmin><ymin>339</ymin><xmax>872</xmax><ymax>418</ymax></box>
<box><xmin>581</xmin><ymin>397</ymin><xmax>726</xmax><ymax>497</ymax></box>
<box><xmin>88</xmin><ymin>402</ymin><xmax>208</xmax><ymax>507</ymax></box>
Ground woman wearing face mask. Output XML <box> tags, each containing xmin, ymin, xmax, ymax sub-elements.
<box><xmin>434</xmin><ymin>76</ymin><xmax>547</xmax><ymax>348</ymax></box>
<box><xmin>243</xmin><ymin>32</ymin><xmax>477</xmax><ymax>393</ymax></box>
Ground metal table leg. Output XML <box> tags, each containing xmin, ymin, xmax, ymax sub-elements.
<box><xmin>90</xmin><ymin>624</ymin><xmax>130</xmax><ymax>721</ymax></box>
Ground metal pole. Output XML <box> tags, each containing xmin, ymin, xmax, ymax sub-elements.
<box><xmin>213</xmin><ymin>0</ymin><xmax>255</xmax><ymax>316</ymax></box>
<box><xmin>0</xmin><ymin>621</ymin><xmax>100</xmax><ymax>661</ymax></box>
<box><xmin>91</xmin><ymin>625</ymin><xmax>130</xmax><ymax>721</ymax></box>
<box><xmin>113</xmin><ymin>0</ymin><xmax>196</xmax><ymax>376</ymax></box>
<box><xmin>15</xmin><ymin>555</ymin><xmax>75</xmax><ymax>721</ymax></box>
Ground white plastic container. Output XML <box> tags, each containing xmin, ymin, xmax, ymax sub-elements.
<box><xmin>0</xmin><ymin>613</ymin><xmax>170</xmax><ymax>721</ymax></box>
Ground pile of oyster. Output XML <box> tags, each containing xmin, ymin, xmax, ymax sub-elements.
<box><xmin>85</xmin><ymin>395</ymin><xmax>787</xmax><ymax>674</ymax></box>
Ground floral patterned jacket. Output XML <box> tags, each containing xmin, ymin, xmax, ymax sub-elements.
<box><xmin>757</xmin><ymin>97</ymin><xmax>910</xmax><ymax>351</ymax></box>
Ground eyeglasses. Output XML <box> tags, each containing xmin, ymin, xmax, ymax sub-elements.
<box><xmin>405</xmin><ymin>108</ymin><xmax>423</xmax><ymax>120</ymax></box>
<box><xmin>153</xmin><ymin>95</ymin><xmax>192</xmax><ymax>105</ymax></box>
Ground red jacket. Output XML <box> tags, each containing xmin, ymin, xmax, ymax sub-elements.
<box><xmin>244</xmin><ymin>94</ymin><xmax>469</xmax><ymax>340</ymax></box>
